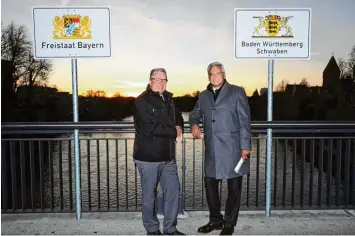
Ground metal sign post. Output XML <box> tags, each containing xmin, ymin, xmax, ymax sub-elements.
<box><xmin>71</xmin><ymin>58</ymin><xmax>81</xmax><ymax>219</ymax></box>
<box><xmin>266</xmin><ymin>60</ymin><xmax>274</xmax><ymax>217</ymax></box>
<box><xmin>234</xmin><ymin>8</ymin><xmax>311</xmax><ymax>217</ymax></box>
<box><xmin>32</xmin><ymin>6</ymin><xmax>112</xmax><ymax>220</ymax></box>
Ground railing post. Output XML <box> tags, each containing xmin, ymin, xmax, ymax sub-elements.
<box><xmin>180</xmin><ymin>134</ymin><xmax>186</xmax><ymax>214</ymax></box>
<box><xmin>352</xmin><ymin>140</ymin><xmax>355</xmax><ymax>210</ymax></box>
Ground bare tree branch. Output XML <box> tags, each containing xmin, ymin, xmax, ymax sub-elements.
<box><xmin>349</xmin><ymin>45</ymin><xmax>355</xmax><ymax>78</ymax></box>
<box><xmin>21</xmin><ymin>51</ymin><xmax>53</xmax><ymax>87</ymax></box>
<box><xmin>1</xmin><ymin>21</ymin><xmax>53</xmax><ymax>91</ymax></box>
<box><xmin>84</xmin><ymin>90</ymin><xmax>107</xmax><ymax>98</ymax></box>
<box><xmin>275</xmin><ymin>79</ymin><xmax>288</xmax><ymax>92</ymax></box>
<box><xmin>1</xmin><ymin>22</ymin><xmax>31</xmax><ymax>80</ymax></box>
<box><xmin>300</xmin><ymin>78</ymin><xmax>310</xmax><ymax>87</ymax></box>
<box><xmin>337</xmin><ymin>57</ymin><xmax>352</xmax><ymax>78</ymax></box>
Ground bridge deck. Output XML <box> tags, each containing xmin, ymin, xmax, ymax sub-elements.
<box><xmin>2</xmin><ymin>210</ymin><xmax>355</xmax><ymax>235</ymax></box>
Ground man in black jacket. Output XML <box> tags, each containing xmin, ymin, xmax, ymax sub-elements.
<box><xmin>133</xmin><ymin>68</ymin><xmax>184</xmax><ymax>235</ymax></box>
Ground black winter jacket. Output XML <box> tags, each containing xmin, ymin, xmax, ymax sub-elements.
<box><xmin>133</xmin><ymin>86</ymin><xmax>184</xmax><ymax>162</ymax></box>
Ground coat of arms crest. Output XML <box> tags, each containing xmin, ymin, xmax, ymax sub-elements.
<box><xmin>53</xmin><ymin>14</ymin><xmax>92</xmax><ymax>39</ymax></box>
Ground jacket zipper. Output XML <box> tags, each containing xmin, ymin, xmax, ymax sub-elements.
<box><xmin>171</xmin><ymin>99</ymin><xmax>176</xmax><ymax>159</ymax></box>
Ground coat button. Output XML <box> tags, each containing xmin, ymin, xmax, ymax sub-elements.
<box><xmin>212</xmin><ymin>119</ymin><xmax>215</xmax><ymax>122</ymax></box>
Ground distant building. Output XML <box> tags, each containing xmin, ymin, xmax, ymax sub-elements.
<box><xmin>17</xmin><ymin>85</ymin><xmax>58</xmax><ymax>96</ymax></box>
<box><xmin>56</xmin><ymin>91</ymin><xmax>71</xmax><ymax>97</ymax></box>
<box><xmin>16</xmin><ymin>85</ymin><xmax>58</xmax><ymax>108</ymax></box>
<box><xmin>57</xmin><ymin>92</ymin><xmax>70</xmax><ymax>96</ymax></box>
<box><xmin>285</xmin><ymin>84</ymin><xmax>310</xmax><ymax>96</ymax></box>
<box><xmin>1</xmin><ymin>59</ymin><xmax>13</xmax><ymax>94</ymax></box>
<box><xmin>1</xmin><ymin>59</ymin><xmax>15</xmax><ymax>121</ymax></box>
<box><xmin>260</xmin><ymin>88</ymin><xmax>267</xmax><ymax>95</ymax></box>
<box><xmin>55</xmin><ymin>91</ymin><xmax>72</xmax><ymax>102</ymax></box>
<box><xmin>322</xmin><ymin>56</ymin><xmax>340</xmax><ymax>90</ymax></box>
<box><xmin>321</xmin><ymin>55</ymin><xmax>355</xmax><ymax>110</ymax></box>
<box><xmin>309</xmin><ymin>86</ymin><xmax>323</xmax><ymax>95</ymax></box>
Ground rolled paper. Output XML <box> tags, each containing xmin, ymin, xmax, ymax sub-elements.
<box><xmin>234</xmin><ymin>158</ymin><xmax>245</xmax><ymax>173</ymax></box>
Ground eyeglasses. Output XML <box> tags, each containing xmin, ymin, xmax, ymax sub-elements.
<box><xmin>209</xmin><ymin>72</ymin><xmax>223</xmax><ymax>77</ymax></box>
<box><xmin>150</xmin><ymin>77</ymin><xmax>168</xmax><ymax>83</ymax></box>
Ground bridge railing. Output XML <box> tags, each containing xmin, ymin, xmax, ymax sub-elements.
<box><xmin>1</xmin><ymin>121</ymin><xmax>355</xmax><ymax>213</ymax></box>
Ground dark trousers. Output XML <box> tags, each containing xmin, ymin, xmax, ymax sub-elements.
<box><xmin>205</xmin><ymin>176</ymin><xmax>243</xmax><ymax>228</ymax></box>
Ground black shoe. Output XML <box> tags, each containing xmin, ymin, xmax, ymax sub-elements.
<box><xmin>147</xmin><ymin>230</ymin><xmax>162</xmax><ymax>235</ymax></box>
<box><xmin>220</xmin><ymin>227</ymin><xmax>234</xmax><ymax>235</ymax></box>
<box><xmin>164</xmin><ymin>230</ymin><xmax>185</xmax><ymax>235</ymax></box>
<box><xmin>198</xmin><ymin>221</ymin><xmax>224</xmax><ymax>233</ymax></box>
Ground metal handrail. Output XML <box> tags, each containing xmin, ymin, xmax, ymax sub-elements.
<box><xmin>2</xmin><ymin>121</ymin><xmax>355</xmax><ymax>130</ymax></box>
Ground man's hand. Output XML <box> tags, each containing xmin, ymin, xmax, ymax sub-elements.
<box><xmin>191</xmin><ymin>124</ymin><xmax>201</xmax><ymax>139</ymax></box>
<box><xmin>241</xmin><ymin>149</ymin><xmax>251</xmax><ymax>161</ymax></box>
<box><xmin>176</xmin><ymin>126</ymin><xmax>182</xmax><ymax>137</ymax></box>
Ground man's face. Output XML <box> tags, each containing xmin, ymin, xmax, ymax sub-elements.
<box><xmin>209</xmin><ymin>66</ymin><xmax>225</xmax><ymax>88</ymax></box>
<box><xmin>149</xmin><ymin>71</ymin><xmax>167</xmax><ymax>94</ymax></box>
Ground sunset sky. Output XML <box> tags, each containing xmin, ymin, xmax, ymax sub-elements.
<box><xmin>2</xmin><ymin>0</ymin><xmax>355</xmax><ymax>97</ymax></box>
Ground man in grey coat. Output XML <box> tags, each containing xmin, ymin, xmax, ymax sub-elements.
<box><xmin>189</xmin><ymin>62</ymin><xmax>252</xmax><ymax>235</ymax></box>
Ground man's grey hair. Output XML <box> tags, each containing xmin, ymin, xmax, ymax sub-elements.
<box><xmin>207</xmin><ymin>62</ymin><xmax>225</xmax><ymax>75</ymax></box>
<box><xmin>149</xmin><ymin>68</ymin><xmax>167</xmax><ymax>79</ymax></box>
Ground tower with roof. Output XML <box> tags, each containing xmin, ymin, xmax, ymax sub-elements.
<box><xmin>322</xmin><ymin>55</ymin><xmax>340</xmax><ymax>90</ymax></box>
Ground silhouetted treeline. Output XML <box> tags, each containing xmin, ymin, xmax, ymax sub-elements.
<box><xmin>2</xmin><ymin>35</ymin><xmax>355</xmax><ymax>123</ymax></box>
<box><xmin>174</xmin><ymin>94</ymin><xmax>198</xmax><ymax>113</ymax></box>
<box><xmin>1</xmin><ymin>87</ymin><xmax>136</xmax><ymax>123</ymax></box>
<box><xmin>2</xmin><ymin>72</ymin><xmax>355</xmax><ymax>123</ymax></box>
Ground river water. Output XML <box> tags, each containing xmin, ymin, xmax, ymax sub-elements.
<box><xmin>44</xmin><ymin>113</ymin><xmax>342</xmax><ymax>211</ymax></box>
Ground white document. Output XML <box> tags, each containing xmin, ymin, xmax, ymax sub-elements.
<box><xmin>234</xmin><ymin>158</ymin><xmax>245</xmax><ymax>174</ymax></box>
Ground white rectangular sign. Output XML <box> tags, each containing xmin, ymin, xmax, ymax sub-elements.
<box><xmin>32</xmin><ymin>6</ymin><xmax>111</xmax><ymax>59</ymax></box>
<box><xmin>234</xmin><ymin>8</ymin><xmax>311</xmax><ymax>59</ymax></box>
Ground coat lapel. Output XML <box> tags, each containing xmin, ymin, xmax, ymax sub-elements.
<box><xmin>206</xmin><ymin>89</ymin><xmax>215</xmax><ymax>106</ymax></box>
<box><xmin>215</xmin><ymin>81</ymin><xmax>230</xmax><ymax>105</ymax></box>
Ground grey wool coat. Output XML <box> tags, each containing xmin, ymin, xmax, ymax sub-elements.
<box><xmin>189</xmin><ymin>81</ymin><xmax>252</xmax><ymax>179</ymax></box>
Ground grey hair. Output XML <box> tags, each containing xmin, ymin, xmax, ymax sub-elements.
<box><xmin>149</xmin><ymin>68</ymin><xmax>167</xmax><ymax>79</ymax></box>
<box><xmin>207</xmin><ymin>62</ymin><xmax>225</xmax><ymax>75</ymax></box>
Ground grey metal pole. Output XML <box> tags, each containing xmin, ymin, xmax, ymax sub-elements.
<box><xmin>71</xmin><ymin>58</ymin><xmax>81</xmax><ymax>220</ymax></box>
<box><xmin>265</xmin><ymin>59</ymin><xmax>274</xmax><ymax>217</ymax></box>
